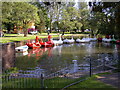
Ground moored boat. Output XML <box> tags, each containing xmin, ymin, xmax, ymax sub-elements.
<box><xmin>116</xmin><ymin>40</ymin><xmax>120</xmax><ymax>44</ymax></box>
<box><xmin>52</xmin><ymin>35</ymin><xmax>63</xmax><ymax>45</ymax></box>
<box><xmin>40</xmin><ymin>35</ymin><xmax>54</xmax><ymax>47</ymax></box>
<box><xmin>110</xmin><ymin>35</ymin><xmax>116</xmax><ymax>43</ymax></box>
<box><xmin>102</xmin><ymin>38</ymin><xmax>112</xmax><ymax>42</ymax></box>
<box><xmin>26</xmin><ymin>36</ymin><xmax>41</xmax><ymax>49</ymax></box>
<box><xmin>15</xmin><ymin>45</ymin><xmax>28</xmax><ymax>52</ymax></box>
<box><xmin>90</xmin><ymin>37</ymin><xmax>97</xmax><ymax>41</ymax></box>
<box><xmin>63</xmin><ymin>36</ymin><xmax>75</xmax><ymax>44</ymax></box>
<box><xmin>76</xmin><ymin>38</ymin><xmax>90</xmax><ymax>43</ymax></box>
<box><xmin>97</xmin><ymin>37</ymin><xmax>102</xmax><ymax>42</ymax></box>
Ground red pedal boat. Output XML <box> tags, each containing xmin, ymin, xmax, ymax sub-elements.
<box><xmin>26</xmin><ymin>36</ymin><xmax>41</xmax><ymax>49</ymax></box>
<box><xmin>40</xmin><ymin>35</ymin><xmax>54</xmax><ymax>47</ymax></box>
<box><xmin>97</xmin><ymin>38</ymin><xmax>102</xmax><ymax>42</ymax></box>
<box><xmin>116</xmin><ymin>40</ymin><xmax>120</xmax><ymax>44</ymax></box>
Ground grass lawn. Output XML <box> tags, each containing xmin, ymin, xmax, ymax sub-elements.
<box><xmin>68</xmin><ymin>74</ymin><xmax>115</xmax><ymax>88</ymax></box>
<box><xmin>0</xmin><ymin>33</ymin><xmax>88</xmax><ymax>43</ymax></box>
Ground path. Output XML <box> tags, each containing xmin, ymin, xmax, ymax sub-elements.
<box><xmin>97</xmin><ymin>73</ymin><xmax>120</xmax><ymax>88</ymax></box>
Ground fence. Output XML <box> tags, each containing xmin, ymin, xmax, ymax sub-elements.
<box><xmin>2</xmin><ymin>55</ymin><xmax>118</xmax><ymax>89</ymax></box>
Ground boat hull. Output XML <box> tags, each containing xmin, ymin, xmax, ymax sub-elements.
<box><xmin>26</xmin><ymin>43</ymin><xmax>41</xmax><ymax>49</ymax></box>
<box><xmin>15</xmin><ymin>45</ymin><xmax>28</xmax><ymax>52</ymax></box>
<box><xmin>40</xmin><ymin>42</ymin><xmax>54</xmax><ymax>47</ymax></box>
<box><xmin>116</xmin><ymin>40</ymin><xmax>120</xmax><ymax>44</ymax></box>
<box><xmin>76</xmin><ymin>39</ymin><xmax>90</xmax><ymax>43</ymax></box>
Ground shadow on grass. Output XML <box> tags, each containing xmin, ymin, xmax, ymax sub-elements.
<box><xmin>4</xmin><ymin>36</ymin><xmax>18</xmax><ymax>37</ymax></box>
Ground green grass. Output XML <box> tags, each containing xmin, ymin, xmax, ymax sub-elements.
<box><xmin>2</xmin><ymin>76</ymin><xmax>82</xmax><ymax>88</ymax></box>
<box><xmin>2</xmin><ymin>77</ymin><xmax>41</xmax><ymax>88</ymax></box>
<box><xmin>2</xmin><ymin>72</ymin><xmax>116</xmax><ymax>89</ymax></box>
<box><xmin>44</xmin><ymin>77</ymin><xmax>85</xmax><ymax>88</ymax></box>
<box><xmin>69</xmin><ymin>74</ymin><xmax>115</xmax><ymax>89</ymax></box>
<box><xmin>0</xmin><ymin>33</ymin><xmax>88</xmax><ymax>43</ymax></box>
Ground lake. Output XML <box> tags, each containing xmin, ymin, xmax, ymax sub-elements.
<box><xmin>15</xmin><ymin>41</ymin><xmax>120</xmax><ymax>76</ymax></box>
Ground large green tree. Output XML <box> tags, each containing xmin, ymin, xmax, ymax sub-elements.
<box><xmin>77</xmin><ymin>2</ymin><xmax>89</xmax><ymax>32</ymax></box>
<box><xmin>89</xmin><ymin>1</ymin><xmax>120</xmax><ymax>38</ymax></box>
<box><xmin>2</xmin><ymin>2</ymin><xmax>40</xmax><ymax>37</ymax></box>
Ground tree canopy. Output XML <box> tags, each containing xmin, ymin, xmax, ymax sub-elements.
<box><xmin>2</xmin><ymin>1</ymin><xmax>120</xmax><ymax>38</ymax></box>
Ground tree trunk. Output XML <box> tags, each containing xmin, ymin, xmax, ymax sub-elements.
<box><xmin>24</xmin><ymin>29</ymin><xmax>28</xmax><ymax>37</ymax></box>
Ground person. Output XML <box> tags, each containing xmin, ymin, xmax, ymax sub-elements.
<box><xmin>0</xmin><ymin>31</ymin><xmax>4</xmax><ymax>37</ymax></box>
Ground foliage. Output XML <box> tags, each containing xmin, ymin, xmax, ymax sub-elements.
<box><xmin>2</xmin><ymin>2</ymin><xmax>40</xmax><ymax>36</ymax></box>
<box><xmin>89</xmin><ymin>2</ymin><xmax>120</xmax><ymax>38</ymax></box>
<box><xmin>3</xmin><ymin>67</ymin><xmax>19</xmax><ymax>75</ymax></box>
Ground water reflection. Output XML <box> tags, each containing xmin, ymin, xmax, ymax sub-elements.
<box><xmin>28</xmin><ymin>48</ymin><xmax>48</xmax><ymax>60</ymax></box>
<box><xmin>15</xmin><ymin>42</ymin><xmax>120</xmax><ymax>76</ymax></box>
<box><xmin>16</xmin><ymin>51</ymin><xmax>28</xmax><ymax>57</ymax></box>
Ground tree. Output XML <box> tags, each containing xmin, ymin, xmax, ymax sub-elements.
<box><xmin>89</xmin><ymin>1</ymin><xmax>120</xmax><ymax>38</ymax></box>
<box><xmin>77</xmin><ymin>2</ymin><xmax>90</xmax><ymax>32</ymax></box>
<box><xmin>2</xmin><ymin>2</ymin><xmax>40</xmax><ymax>37</ymax></box>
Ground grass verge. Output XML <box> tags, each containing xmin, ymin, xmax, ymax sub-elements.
<box><xmin>0</xmin><ymin>33</ymin><xmax>88</xmax><ymax>43</ymax></box>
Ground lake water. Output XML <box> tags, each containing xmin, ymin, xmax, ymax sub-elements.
<box><xmin>15</xmin><ymin>41</ymin><xmax>120</xmax><ymax>76</ymax></box>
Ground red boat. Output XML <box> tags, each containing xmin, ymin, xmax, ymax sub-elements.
<box><xmin>26</xmin><ymin>36</ymin><xmax>41</xmax><ymax>49</ymax></box>
<box><xmin>26</xmin><ymin>35</ymin><xmax>54</xmax><ymax>49</ymax></box>
<box><xmin>97</xmin><ymin>38</ymin><xmax>102</xmax><ymax>42</ymax></box>
<box><xmin>116</xmin><ymin>40</ymin><xmax>120</xmax><ymax>44</ymax></box>
<box><xmin>39</xmin><ymin>35</ymin><xmax>54</xmax><ymax>47</ymax></box>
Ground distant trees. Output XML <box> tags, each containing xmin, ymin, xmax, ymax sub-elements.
<box><xmin>2</xmin><ymin>1</ymin><xmax>90</xmax><ymax>35</ymax></box>
<box><xmin>2</xmin><ymin>1</ymin><xmax>119</xmax><ymax>38</ymax></box>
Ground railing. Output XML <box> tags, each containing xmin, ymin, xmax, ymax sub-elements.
<box><xmin>2</xmin><ymin>56</ymin><xmax>118</xmax><ymax>89</ymax></box>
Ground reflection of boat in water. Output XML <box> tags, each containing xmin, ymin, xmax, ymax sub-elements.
<box><xmin>27</xmin><ymin>47</ymin><xmax>53</xmax><ymax>59</ymax></box>
<box><xmin>102</xmin><ymin>42</ymin><xmax>111</xmax><ymax>47</ymax></box>
<box><xmin>15</xmin><ymin>45</ymin><xmax>28</xmax><ymax>52</ymax></box>
<box><xmin>16</xmin><ymin>51</ymin><xmax>28</xmax><ymax>56</ymax></box>
<box><xmin>28</xmin><ymin>48</ymin><xmax>48</xmax><ymax>59</ymax></box>
<box><xmin>62</xmin><ymin>43</ymin><xmax>74</xmax><ymax>47</ymax></box>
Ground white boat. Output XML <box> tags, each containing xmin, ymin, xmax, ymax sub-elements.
<box><xmin>15</xmin><ymin>45</ymin><xmax>28</xmax><ymax>52</ymax></box>
<box><xmin>102</xmin><ymin>38</ymin><xmax>112</xmax><ymax>42</ymax></box>
<box><xmin>29</xmin><ymin>31</ymin><xmax>38</xmax><ymax>35</ymax></box>
<box><xmin>52</xmin><ymin>36</ymin><xmax>63</xmax><ymax>45</ymax></box>
<box><xmin>63</xmin><ymin>37</ymin><xmax>75</xmax><ymax>44</ymax></box>
<box><xmin>76</xmin><ymin>38</ymin><xmax>90</xmax><ymax>43</ymax></box>
<box><xmin>90</xmin><ymin>37</ymin><xmax>97</xmax><ymax>41</ymax></box>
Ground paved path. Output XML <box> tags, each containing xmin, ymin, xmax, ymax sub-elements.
<box><xmin>97</xmin><ymin>73</ymin><xmax>120</xmax><ymax>88</ymax></box>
